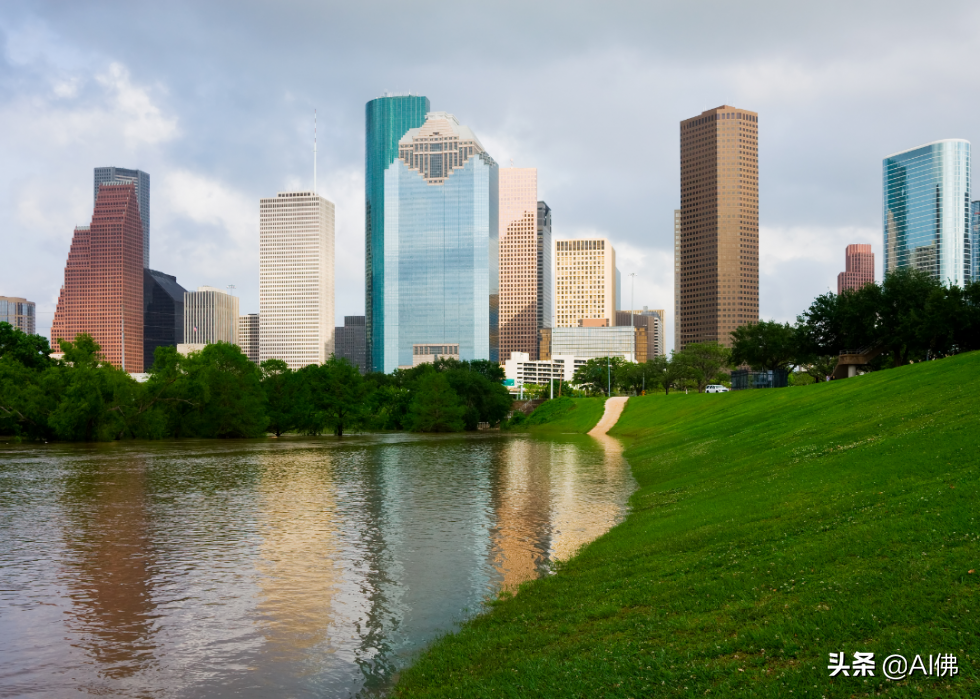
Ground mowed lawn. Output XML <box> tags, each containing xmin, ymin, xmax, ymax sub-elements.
<box><xmin>519</xmin><ymin>396</ymin><xmax>607</xmax><ymax>434</ymax></box>
<box><xmin>393</xmin><ymin>353</ymin><xmax>980</xmax><ymax>698</ymax></box>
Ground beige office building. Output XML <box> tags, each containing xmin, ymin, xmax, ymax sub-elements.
<box><xmin>616</xmin><ymin>308</ymin><xmax>666</xmax><ymax>358</ymax></box>
<box><xmin>679</xmin><ymin>106</ymin><xmax>759</xmax><ymax>349</ymax></box>
<box><xmin>183</xmin><ymin>286</ymin><xmax>239</xmax><ymax>347</ymax></box>
<box><xmin>0</xmin><ymin>296</ymin><xmax>35</xmax><ymax>335</ymax></box>
<box><xmin>499</xmin><ymin>168</ymin><xmax>540</xmax><ymax>360</ymax></box>
<box><xmin>259</xmin><ymin>190</ymin><xmax>335</xmax><ymax>370</ymax></box>
<box><xmin>555</xmin><ymin>238</ymin><xmax>617</xmax><ymax>328</ymax></box>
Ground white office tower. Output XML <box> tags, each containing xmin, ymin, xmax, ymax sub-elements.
<box><xmin>259</xmin><ymin>191</ymin><xmax>335</xmax><ymax>369</ymax></box>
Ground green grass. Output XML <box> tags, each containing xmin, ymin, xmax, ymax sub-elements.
<box><xmin>515</xmin><ymin>396</ymin><xmax>607</xmax><ymax>434</ymax></box>
<box><xmin>393</xmin><ymin>353</ymin><xmax>980</xmax><ymax>698</ymax></box>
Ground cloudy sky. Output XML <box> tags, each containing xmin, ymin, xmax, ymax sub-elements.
<box><xmin>2</xmin><ymin>0</ymin><xmax>978</xmax><ymax>350</ymax></box>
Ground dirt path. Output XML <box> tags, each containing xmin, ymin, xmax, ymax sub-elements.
<box><xmin>588</xmin><ymin>397</ymin><xmax>629</xmax><ymax>436</ymax></box>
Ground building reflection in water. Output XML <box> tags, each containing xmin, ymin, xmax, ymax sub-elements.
<box><xmin>58</xmin><ymin>454</ymin><xmax>159</xmax><ymax>686</ymax></box>
<box><xmin>549</xmin><ymin>434</ymin><xmax>629</xmax><ymax>562</ymax></box>
<box><xmin>254</xmin><ymin>448</ymin><xmax>343</xmax><ymax>681</ymax></box>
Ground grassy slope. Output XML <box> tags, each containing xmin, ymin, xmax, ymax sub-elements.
<box><xmin>519</xmin><ymin>397</ymin><xmax>607</xmax><ymax>435</ymax></box>
<box><xmin>393</xmin><ymin>353</ymin><xmax>980</xmax><ymax>698</ymax></box>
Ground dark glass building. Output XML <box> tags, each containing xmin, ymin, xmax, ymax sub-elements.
<box><xmin>335</xmin><ymin>315</ymin><xmax>366</xmax><ymax>374</ymax></box>
<box><xmin>143</xmin><ymin>269</ymin><xmax>186</xmax><ymax>369</ymax></box>
<box><xmin>95</xmin><ymin>167</ymin><xmax>150</xmax><ymax>268</ymax></box>
<box><xmin>537</xmin><ymin>201</ymin><xmax>552</xmax><ymax>333</ymax></box>
<box><xmin>883</xmin><ymin>140</ymin><xmax>970</xmax><ymax>286</ymax></box>
<box><xmin>365</xmin><ymin>94</ymin><xmax>430</xmax><ymax>373</ymax></box>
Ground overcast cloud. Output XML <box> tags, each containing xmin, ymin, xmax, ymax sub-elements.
<box><xmin>2</xmin><ymin>0</ymin><xmax>979</xmax><ymax>351</ymax></box>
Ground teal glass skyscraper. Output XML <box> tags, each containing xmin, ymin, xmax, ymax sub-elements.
<box><xmin>365</xmin><ymin>94</ymin><xmax>430</xmax><ymax>373</ymax></box>
<box><xmin>883</xmin><ymin>139</ymin><xmax>971</xmax><ymax>286</ymax></box>
<box><xmin>381</xmin><ymin>111</ymin><xmax>499</xmax><ymax>373</ymax></box>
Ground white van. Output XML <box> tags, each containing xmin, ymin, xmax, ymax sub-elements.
<box><xmin>705</xmin><ymin>384</ymin><xmax>730</xmax><ymax>393</ymax></box>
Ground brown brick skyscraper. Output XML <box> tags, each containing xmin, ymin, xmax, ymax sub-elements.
<box><xmin>52</xmin><ymin>184</ymin><xmax>144</xmax><ymax>371</ymax></box>
<box><xmin>837</xmin><ymin>244</ymin><xmax>874</xmax><ymax>293</ymax></box>
<box><xmin>678</xmin><ymin>106</ymin><xmax>759</xmax><ymax>348</ymax></box>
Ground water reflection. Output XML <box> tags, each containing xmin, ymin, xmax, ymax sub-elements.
<box><xmin>0</xmin><ymin>433</ymin><xmax>633</xmax><ymax>697</ymax></box>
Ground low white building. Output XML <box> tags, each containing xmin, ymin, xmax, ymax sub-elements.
<box><xmin>503</xmin><ymin>352</ymin><xmax>588</xmax><ymax>394</ymax></box>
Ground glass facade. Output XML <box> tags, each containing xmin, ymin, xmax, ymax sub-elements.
<box><xmin>550</xmin><ymin>326</ymin><xmax>639</xmax><ymax>361</ymax></box>
<box><xmin>365</xmin><ymin>95</ymin><xmax>431</xmax><ymax>373</ymax></box>
<box><xmin>143</xmin><ymin>269</ymin><xmax>186</xmax><ymax>370</ymax></box>
<box><xmin>971</xmin><ymin>200</ymin><xmax>980</xmax><ymax>283</ymax></box>
<box><xmin>0</xmin><ymin>296</ymin><xmax>35</xmax><ymax>335</ymax></box>
<box><xmin>383</xmin><ymin>148</ymin><xmax>498</xmax><ymax>372</ymax></box>
<box><xmin>883</xmin><ymin>139</ymin><xmax>970</xmax><ymax>286</ymax></box>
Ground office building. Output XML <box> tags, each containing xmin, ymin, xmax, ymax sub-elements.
<box><xmin>259</xmin><ymin>190</ymin><xmax>335</xmax><ymax>370</ymax></box>
<box><xmin>410</xmin><ymin>343</ymin><xmax>460</xmax><ymax>368</ymax></box>
<box><xmin>555</xmin><ymin>238</ymin><xmax>617</xmax><ymax>328</ymax></box>
<box><xmin>679</xmin><ymin>106</ymin><xmax>759</xmax><ymax>349</ymax></box>
<box><xmin>184</xmin><ymin>286</ymin><xmax>239</xmax><ymax>346</ymax></box>
<box><xmin>143</xmin><ymin>269</ymin><xmax>186</xmax><ymax>369</ymax></box>
<box><xmin>616</xmin><ymin>308</ymin><xmax>666</xmax><ymax>358</ymax></box>
<box><xmin>335</xmin><ymin>315</ymin><xmax>366</xmax><ymax>373</ymax></box>
<box><xmin>239</xmin><ymin>314</ymin><xmax>260</xmax><ymax>364</ymax></box>
<box><xmin>837</xmin><ymin>244</ymin><xmax>874</xmax><ymax>294</ymax></box>
<box><xmin>377</xmin><ymin>110</ymin><xmax>499</xmax><ymax>373</ymax></box>
<box><xmin>972</xmin><ymin>201</ymin><xmax>980</xmax><ymax>282</ymax></box>
<box><xmin>51</xmin><ymin>184</ymin><xmax>144</xmax><ymax>370</ymax></box>
<box><xmin>365</xmin><ymin>93</ymin><xmax>432</xmax><ymax>373</ymax></box>
<box><xmin>94</xmin><ymin>167</ymin><xmax>150</xmax><ymax>268</ymax></box>
<box><xmin>0</xmin><ymin>297</ymin><xmax>35</xmax><ymax>335</ymax></box>
<box><xmin>537</xmin><ymin>201</ymin><xmax>553</xmax><ymax>333</ymax></box>
<box><xmin>673</xmin><ymin>209</ymin><xmax>681</xmax><ymax>352</ymax></box>
<box><xmin>503</xmin><ymin>351</ymin><xmax>587</xmax><ymax>388</ymax></box>
<box><xmin>499</xmin><ymin>168</ymin><xmax>540</xmax><ymax>360</ymax></box>
<box><xmin>883</xmin><ymin>139</ymin><xmax>970</xmax><ymax>286</ymax></box>
<box><xmin>549</xmin><ymin>326</ymin><xmax>646</xmax><ymax>362</ymax></box>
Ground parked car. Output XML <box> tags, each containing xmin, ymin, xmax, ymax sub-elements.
<box><xmin>705</xmin><ymin>384</ymin><xmax>730</xmax><ymax>393</ymax></box>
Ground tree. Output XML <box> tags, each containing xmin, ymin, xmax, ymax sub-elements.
<box><xmin>674</xmin><ymin>342</ymin><xmax>730</xmax><ymax>393</ymax></box>
<box><xmin>406</xmin><ymin>373</ymin><xmax>466</xmax><ymax>432</ymax></box>
<box><xmin>572</xmin><ymin>357</ymin><xmax>625</xmax><ymax>396</ymax></box>
<box><xmin>315</xmin><ymin>356</ymin><xmax>369</xmax><ymax>436</ymax></box>
<box><xmin>647</xmin><ymin>354</ymin><xmax>686</xmax><ymax>395</ymax></box>
<box><xmin>730</xmin><ymin>320</ymin><xmax>799</xmax><ymax>372</ymax></box>
<box><xmin>0</xmin><ymin>322</ymin><xmax>54</xmax><ymax>371</ymax></box>
<box><xmin>877</xmin><ymin>268</ymin><xmax>940</xmax><ymax>366</ymax></box>
<box><xmin>261</xmin><ymin>359</ymin><xmax>301</xmax><ymax>436</ymax></box>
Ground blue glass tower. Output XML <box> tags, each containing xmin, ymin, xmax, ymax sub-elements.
<box><xmin>381</xmin><ymin>111</ymin><xmax>498</xmax><ymax>373</ymax></box>
<box><xmin>883</xmin><ymin>139</ymin><xmax>970</xmax><ymax>286</ymax></box>
<box><xmin>365</xmin><ymin>95</ymin><xmax>431</xmax><ymax>373</ymax></box>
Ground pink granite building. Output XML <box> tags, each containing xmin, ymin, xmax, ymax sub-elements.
<box><xmin>837</xmin><ymin>244</ymin><xmax>874</xmax><ymax>294</ymax></box>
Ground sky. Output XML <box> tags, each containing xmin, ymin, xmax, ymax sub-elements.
<box><xmin>2</xmin><ymin>0</ymin><xmax>979</xmax><ymax>352</ymax></box>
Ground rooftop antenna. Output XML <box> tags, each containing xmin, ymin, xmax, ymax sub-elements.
<box><xmin>314</xmin><ymin>109</ymin><xmax>317</xmax><ymax>195</ymax></box>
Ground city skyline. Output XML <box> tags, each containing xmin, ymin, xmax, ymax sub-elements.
<box><xmin>8</xmin><ymin>3</ymin><xmax>978</xmax><ymax>353</ymax></box>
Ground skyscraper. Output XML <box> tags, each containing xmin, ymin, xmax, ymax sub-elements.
<box><xmin>379</xmin><ymin>111</ymin><xmax>499</xmax><ymax>372</ymax></box>
<box><xmin>259</xmin><ymin>191</ymin><xmax>335</xmax><ymax>369</ymax></box>
<box><xmin>673</xmin><ymin>209</ymin><xmax>681</xmax><ymax>353</ymax></box>
<box><xmin>52</xmin><ymin>183</ymin><xmax>144</xmax><ymax>370</ymax></box>
<box><xmin>143</xmin><ymin>269</ymin><xmax>186</xmax><ymax>369</ymax></box>
<box><xmin>335</xmin><ymin>315</ymin><xmax>366</xmax><ymax>374</ymax></box>
<box><xmin>239</xmin><ymin>314</ymin><xmax>260</xmax><ymax>363</ymax></box>
<box><xmin>537</xmin><ymin>201</ymin><xmax>553</xmax><ymax>335</ymax></box>
<box><xmin>0</xmin><ymin>297</ymin><xmax>35</xmax><ymax>335</ymax></box>
<box><xmin>555</xmin><ymin>238</ymin><xmax>617</xmax><ymax>328</ymax></box>
<box><xmin>94</xmin><ymin>167</ymin><xmax>150</xmax><ymax>268</ymax></box>
<box><xmin>678</xmin><ymin>106</ymin><xmax>759</xmax><ymax>349</ymax></box>
<box><xmin>183</xmin><ymin>286</ymin><xmax>239</xmax><ymax>346</ymax></box>
<box><xmin>883</xmin><ymin>139</ymin><xmax>970</xmax><ymax>286</ymax></box>
<box><xmin>365</xmin><ymin>94</ymin><xmax>431</xmax><ymax>373</ymax></box>
<box><xmin>972</xmin><ymin>200</ymin><xmax>980</xmax><ymax>283</ymax></box>
<box><xmin>837</xmin><ymin>244</ymin><xmax>874</xmax><ymax>294</ymax></box>
<box><xmin>499</xmin><ymin>168</ymin><xmax>539</xmax><ymax>361</ymax></box>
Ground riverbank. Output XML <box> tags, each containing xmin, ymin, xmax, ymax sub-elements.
<box><xmin>392</xmin><ymin>352</ymin><xmax>980</xmax><ymax>697</ymax></box>
<box><xmin>510</xmin><ymin>396</ymin><xmax>607</xmax><ymax>435</ymax></box>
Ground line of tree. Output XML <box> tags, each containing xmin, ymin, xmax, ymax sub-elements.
<box><xmin>567</xmin><ymin>269</ymin><xmax>980</xmax><ymax>396</ymax></box>
<box><xmin>0</xmin><ymin>325</ymin><xmax>513</xmax><ymax>442</ymax></box>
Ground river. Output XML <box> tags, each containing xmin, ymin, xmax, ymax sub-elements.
<box><xmin>0</xmin><ymin>432</ymin><xmax>633</xmax><ymax>698</ymax></box>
